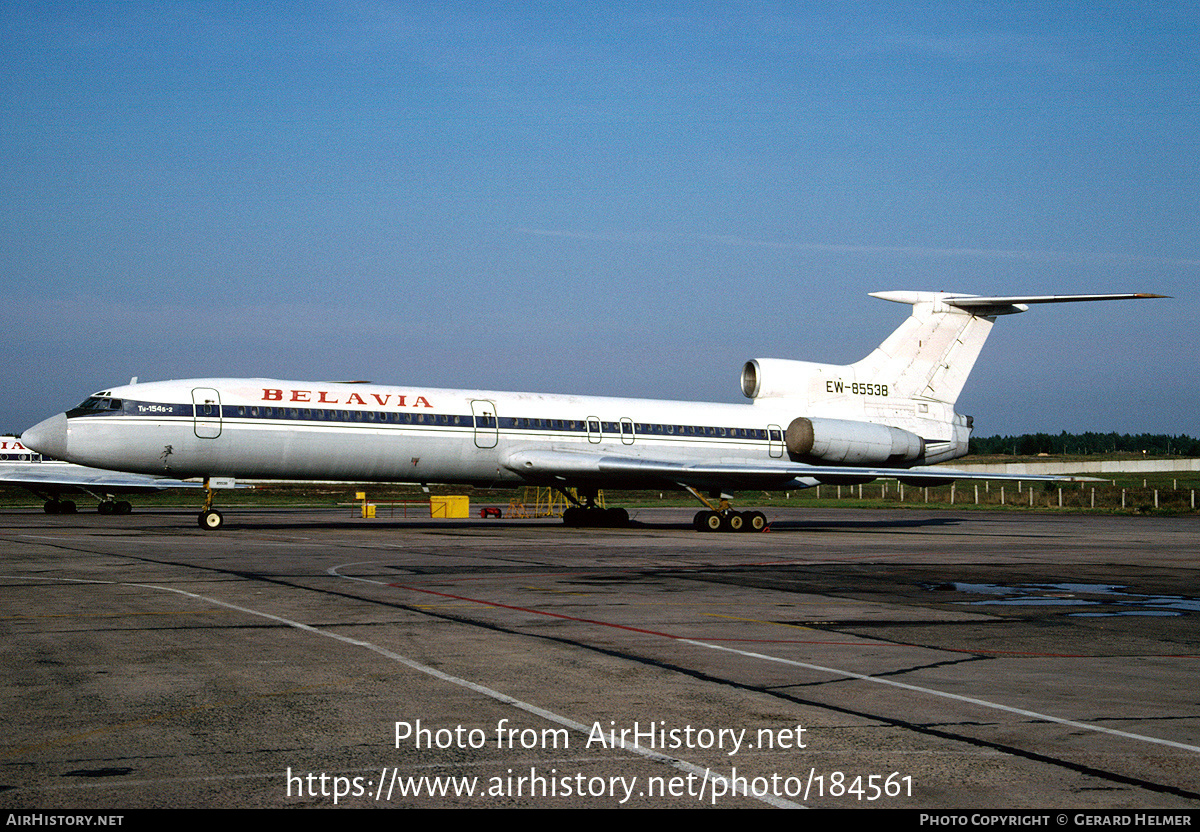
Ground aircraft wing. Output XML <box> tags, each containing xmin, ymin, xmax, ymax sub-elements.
<box><xmin>0</xmin><ymin>463</ymin><xmax>202</xmax><ymax>493</ymax></box>
<box><xmin>502</xmin><ymin>449</ymin><xmax>1091</xmax><ymax>491</ymax></box>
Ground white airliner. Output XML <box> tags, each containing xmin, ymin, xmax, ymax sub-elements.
<box><xmin>20</xmin><ymin>291</ymin><xmax>1162</xmax><ymax>531</ymax></box>
<box><xmin>0</xmin><ymin>436</ymin><xmax>201</xmax><ymax>514</ymax></box>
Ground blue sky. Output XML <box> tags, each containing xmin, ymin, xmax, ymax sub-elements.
<box><xmin>2</xmin><ymin>2</ymin><xmax>1196</xmax><ymax>437</ymax></box>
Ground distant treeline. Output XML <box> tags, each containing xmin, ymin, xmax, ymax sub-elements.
<box><xmin>969</xmin><ymin>432</ymin><xmax>1200</xmax><ymax>457</ymax></box>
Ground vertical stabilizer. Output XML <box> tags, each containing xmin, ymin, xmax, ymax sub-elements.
<box><xmin>853</xmin><ymin>292</ymin><xmax>999</xmax><ymax>406</ymax></box>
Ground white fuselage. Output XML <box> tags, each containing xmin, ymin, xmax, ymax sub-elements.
<box><xmin>39</xmin><ymin>377</ymin><xmax>966</xmax><ymax>490</ymax></box>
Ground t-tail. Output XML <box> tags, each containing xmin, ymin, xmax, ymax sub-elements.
<box><xmin>740</xmin><ymin>292</ymin><xmax>1165</xmax><ymax>465</ymax></box>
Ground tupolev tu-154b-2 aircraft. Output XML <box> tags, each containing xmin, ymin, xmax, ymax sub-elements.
<box><xmin>21</xmin><ymin>291</ymin><xmax>1163</xmax><ymax>531</ymax></box>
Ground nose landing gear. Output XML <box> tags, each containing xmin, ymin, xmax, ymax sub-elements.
<box><xmin>198</xmin><ymin>478</ymin><xmax>223</xmax><ymax>530</ymax></box>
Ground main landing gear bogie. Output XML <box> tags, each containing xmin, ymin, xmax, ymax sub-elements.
<box><xmin>562</xmin><ymin>506</ymin><xmax>629</xmax><ymax>528</ymax></box>
<box><xmin>693</xmin><ymin>509</ymin><xmax>768</xmax><ymax>533</ymax></box>
<box><xmin>98</xmin><ymin>500</ymin><xmax>133</xmax><ymax>515</ymax></box>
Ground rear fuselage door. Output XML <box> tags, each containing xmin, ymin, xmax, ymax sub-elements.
<box><xmin>192</xmin><ymin>388</ymin><xmax>222</xmax><ymax>438</ymax></box>
<box><xmin>768</xmin><ymin>424</ymin><xmax>784</xmax><ymax>458</ymax></box>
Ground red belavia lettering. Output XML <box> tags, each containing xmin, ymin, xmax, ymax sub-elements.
<box><xmin>21</xmin><ymin>291</ymin><xmax>1163</xmax><ymax>531</ymax></box>
<box><xmin>260</xmin><ymin>388</ymin><xmax>433</xmax><ymax>407</ymax></box>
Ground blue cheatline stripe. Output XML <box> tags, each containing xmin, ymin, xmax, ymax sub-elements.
<box><xmin>69</xmin><ymin>399</ymin><xmax>775</xmax><ymax>443</ymax></box>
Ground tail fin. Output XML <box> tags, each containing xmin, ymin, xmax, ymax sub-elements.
<box><xmin>740</xmin><ymin>290</ymin><xmax>1164</xmax><ymax>465</ymax></box>
<box><xmin>853</xmin><ymin>292</ymin><xmax>999</xmax><ymax>406</ymax></box>
<box><xmin>854</xmin><ymin>291</ymin><xmax>1165</xmax><ymax>407</ymax></box>
<box><xmin>741</xmin><ymin>292</ymin><xmax>1165</xmax><ymax>408</ymax></box>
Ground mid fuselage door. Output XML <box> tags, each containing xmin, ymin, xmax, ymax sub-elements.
<box><xmin>472</xmin><ymin>400</ymin><xmax>499</xmax><ymax>449</ymax></box>
<box><xmin>620</xmin><ymin>417</ymin><xmax>635</xmax><ymax>445</ymax></box>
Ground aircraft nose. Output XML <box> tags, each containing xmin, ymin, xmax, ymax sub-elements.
<box><xmin>22</xmin><ymin>413</ymin><xmax>68</xmax><ymax>460</ymax></box>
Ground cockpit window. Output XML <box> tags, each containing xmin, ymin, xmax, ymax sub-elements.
<box><xmin>68</xmin><ymin>397</ymin><xmax>124</xmax><ymax>416</ymax></box>
<box><xmin>75</xmin><ymin>396</ymin><xmax>121</xmax><ymax>411</ymax></box>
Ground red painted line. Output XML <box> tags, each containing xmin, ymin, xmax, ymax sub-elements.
<box><xmin>389</xmin><ymin>582</ymin><xmax>684</xmax><ymax>639</ymax></box>
<box><xmin>386</xmin><ymin>582</ymin><xmax>1200</xmax><ymax>658</ymax></box>
<box><xmin>379</xmin><ymin>553</ymin><xmax>908</xmax><ymax>587</ymax></box>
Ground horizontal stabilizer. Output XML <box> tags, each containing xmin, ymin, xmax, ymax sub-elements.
<box><xmin>839</xmin><ymin>290</ymin><xmax>1171</xmax><ymax>406</ymax></box>
<box><xmin>871</xmin><ymin>291</ymin><xmax>1168</xmax><ymax>317</ymax></box>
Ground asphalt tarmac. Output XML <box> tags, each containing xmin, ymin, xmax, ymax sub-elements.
<box><xmin>1</xmin><ymin>506</ymin><xmax>1197</xmax><ymax>809</ymax></box>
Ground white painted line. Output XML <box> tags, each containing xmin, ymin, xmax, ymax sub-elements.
<box><xmin>5</xmin><ymin>573</ymin><xmax>800</xmax><ymax>809</ymax></box>
<box><xmin>677</xmin><ymin>638</ymin><xmax>1200</xmax><ymax>754</ymax></box>
<box><xmin>327</xmin><ymin>563</ymin><xmax>1200</xmax><ymax>756</ymax></box>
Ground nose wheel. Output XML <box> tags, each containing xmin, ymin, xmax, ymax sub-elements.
<box><xmin>199</xmin><ymin>509</ymin><xmax>224</xmax><ymax>530</ymax></box>
<box><xmin>198</xmin><ymin>478</ymin><xmax>224</xmax><ymax>530</ymax></box>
